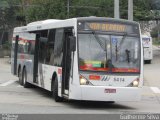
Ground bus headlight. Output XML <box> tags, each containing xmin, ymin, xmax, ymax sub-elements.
<box><xmin>80</xmin><ymin>76</ymin><xmax>88</xmax><ymax>85</ymax></box>
<box><xmin>127</xmin><ymin>78</ymin><xmax>139</xmax><ymax>87</ymax></box>
<box><xmin>132</xmin><ymin>78</ymin><xmax>139</xmax><ymax>87</ymax></box>
<box><xmin>79</xmin><ymin>75</ymin><xmax>91</xmax><ymax>85</ymax></box>
<box><xmin>133</xmin><ymin>80</ymin><xmax>139</xmax><ymax>87</ymax></box>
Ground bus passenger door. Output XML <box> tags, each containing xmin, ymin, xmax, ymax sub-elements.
<box><xmin>11</xmin><ymin>35</ymin><xmax>19</xmax><ymax>75</ymax></box>
<box><xmin>62</xmin><ymin>28</ymin><xmax>73</xmax><ymax>95</ymax></box>
<box><xmin>33</xmin><ymin>30</ymin><xmax>48</xmax><ymax>86</ymax></box>
<box><xmin>33</xmin><ymin>34</ymin><xmax>40</xmax><ymax>83</ymax></box>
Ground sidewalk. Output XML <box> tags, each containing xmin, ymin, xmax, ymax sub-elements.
<box><xmin>152</xmin><ymin>45</ymin><xmax>160</xmax><ymax>50</ymax></box>
<box><xmin>0</xmin><ymin>57</ymin><xmax>10</xmax><ymax>66</ymax></box>
<box><xmin>0</xmin><ymin>57</ymin><xmax>17</xmax><ymax>81</ymax></box>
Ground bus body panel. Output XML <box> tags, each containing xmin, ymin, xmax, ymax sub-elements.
<box><xmin>13</xmin><ymin>54</ymin><xmax>34</xmax><ymax>84</ymax></box>
<box><xmin>11</xmin><ymin>18</ymin><xmax>77</xmax><ymax>89</ymax></box>
<box><xmin>80</xmin><ymin>86</ymin><xmax>141</xmax><ymax>101</ymax></box>
<box><xmin>139</xmin><ymin>27</ymin><xmax>144</xmax><ymax>86</ymax></box>
<box><xmin>36</xmin><ymin>64</ymin><xmax>62</xmax><ymax>92</ymax></box>
<box><xmin>69</xmin><ymin>77</ymin><xmax>142</xmax><ymax>101</ymax></box>
<box><xmin>11</xmin><ymin>17</ymin><xmax>143</xmax><ymax>102</ymax></box>
<box><xmin>77</xmin><ymin>74</ymin><xmax>140</xmax><ymax>87</ymax></box>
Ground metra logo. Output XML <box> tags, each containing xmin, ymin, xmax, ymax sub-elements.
<box><xmin>101</xmin><ymin>76</ymin><xmax>110</xmax><ymax>81</ymax></box>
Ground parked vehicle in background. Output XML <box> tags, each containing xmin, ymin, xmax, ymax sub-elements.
<box><xmin>142</xmin><ymin>35</ymin><xmax>153</xmax><ymax>64</ymax></box>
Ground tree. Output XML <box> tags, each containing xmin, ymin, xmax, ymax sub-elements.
<box><xmin>24</xmin><ymin>0</ymin><xmax>159</xmax><ymax>23</ymax></box>
<box><xmin>0</xmin><ymin>0</ymin><xmax>19</xmax><ymax>30</ymax></box>
<box><xmin>0</xmin><ymin>0</ymin><xmax>18</xmax><ymax>44</ymax></box>
<box><xmin>26</xmin><ymin>0</ymin><xmax>66</xmax><ymax>22</ymax></box>
<box><xmin>69</xmin><ymin>0</ymin><xmax>114</xmax><ymax>18</ymax></box>
<box><xmin>0</xmin><ymin>0</ymin><xmax>159</xmax><ymax>27</ymax></box>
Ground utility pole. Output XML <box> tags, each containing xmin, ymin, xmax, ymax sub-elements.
<box><xmin>114</xmin><ymin>0</ymin><xmax>120</xmax><ymax>19</ymax></box>
<box><xmin>128</xmin><ymin>0</ymin><xmax>133</xmax><ymax>21</ymax></box>
<box><xmin>67</xmin><ymin>0</ymin><xmax>70</xmax><ymax>18</ymax></box>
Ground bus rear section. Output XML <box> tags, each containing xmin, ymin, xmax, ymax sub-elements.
<box><xmin>142</xmin><ymin>35</ymin><xmax>153</xmax><ymax>64</ymax></box>
<box><xmin>68</xmin><ymin>18</ymin><xmax>143</xmax><ymax>102</ymax></box>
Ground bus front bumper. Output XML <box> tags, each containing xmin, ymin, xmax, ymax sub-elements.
<box><xmin>79</xmin><ymin>86</ymin><xmax>141</xmax><ymax>101</ymax></box>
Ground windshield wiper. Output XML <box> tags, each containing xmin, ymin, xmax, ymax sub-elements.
<box><xmin>91</xmin><ymin>31</ymin><xmax>106</xmax><ymax>51</ymax></box>
<box><xmin>125</xmin><ymin>49</ymin><xmax>130</xmax><ymax>63</ymax></box>
<box><xmin>91</xmin><ymin>31</ymin><xmax>109</xmax><ymax>69</ymax></box>
<box><xmin>119</xmin><ymin>32</ymin><xmax>127</xmax><ymax>46</ymax></box>
<box><xmin>115</xmin><ymin>33</ymin><xmax>128</xmax><ymax>61</ymax></box>
<box><xmin>85</xmin><ymin>23</ymin><xmax>106</xmax><ymax>51</ymax></box>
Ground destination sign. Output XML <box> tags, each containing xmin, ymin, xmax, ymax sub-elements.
<box><xmin>88</xmin><ymin>23</ymin><xmax>126</xmax><ymax>32</ymax></box>
<box><xmin>77</xmin><ymin>21</ymin><xmax>139</xmax><ymax>35</ymax></box>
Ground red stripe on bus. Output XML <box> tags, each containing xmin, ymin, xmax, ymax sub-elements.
<box><xmin>112</xmin><ymin>68</ymin><xmax>140</xmax><ymax>72</ymax></box>
<box><xmin>89</xmin><ymin>75</ymin><xmax>100</xmax><ymax>80</ymax></box>
<box><xmin>80</xmin><ymin>66</ymin><xmax>109</xmax><ymax>71</ymax></box>
<box><xmin>20</xmin><ymin>54</ymin><xmax>25</xmax><ymax>59</ymax></box>
<box><xmin>19</xmin><ymin>37</ymin><xmax>35</xmax><ymax>42</ymax></box>
<box><xmin>58</xmin><ymin>69</ymin><xmax>62</xmax><ymax>75</ymax></box>
<box><xmin>12</xmin><ymin>37</ymin><xmax>35</xmax><ymax>43</ymax></box>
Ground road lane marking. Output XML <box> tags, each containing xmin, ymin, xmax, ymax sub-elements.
<box><xmin>150</xmin><ymin>87</ymin><xmax>160</xmax><ymax>93</ymax></box>
<box><xmin>0</xmin><ymin>80</ymin><xmax>17</xmax><ymax>86</ymax></box>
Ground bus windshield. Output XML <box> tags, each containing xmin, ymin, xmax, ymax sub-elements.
<box><xmin>78</xmin><ymin>32</ymin><xmax>140</xmax><ymax>73</ymax></box>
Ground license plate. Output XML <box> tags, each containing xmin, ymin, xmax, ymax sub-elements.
<box><xmin>104</xmin><ymin>89</ymin><xmax>116</xmax><ymax>93</ymax></box>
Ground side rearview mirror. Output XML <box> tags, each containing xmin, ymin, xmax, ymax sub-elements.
<box><xmin>69</xmin><ymin>36</ymin><xmax>76</xmax><ymax>51</ymax></box>
<box><xmin>39</xmin><ymin>37</ymin><xmax>47</xmax><ymax>43</ymax></box>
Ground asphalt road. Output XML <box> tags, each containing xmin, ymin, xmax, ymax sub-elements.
<box><xmin>0</xmin><ymin>47</ymin><xmax>160</xmax><ymax>115</ymax></box>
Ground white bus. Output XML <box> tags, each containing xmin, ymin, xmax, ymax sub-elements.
<box><xmin>142</xmin><ymin>35</ymin><xmax>153</xmax><ymax>64</ymax></box>
<box><xmin>11</xmin><ymin>17</ymin><xmax>143</xmax><ymax>102</ymax></box>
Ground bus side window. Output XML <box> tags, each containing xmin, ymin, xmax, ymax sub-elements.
<box><xmin>46</xmin><ymin>29</ymin><xmax>55</xmax><ymax>65</ymax></box>
<box><xmin>38</xmin><ymin>30</ymin><xmax>48</xmax><ymax>63</ymax></box>
<box><xmin>27</xmin><ymin>42</ymin><xmax>32</xmax><ymax>54</ymax></box>
<box><xmin>53</xmin><ymin>28</ymin><xmax>64</xmax><ymax>66</ymax></box>
<box><xmin>30</xmin><ymin>41</ymin><xmax>35</xmax><ymax>54</ymax></box>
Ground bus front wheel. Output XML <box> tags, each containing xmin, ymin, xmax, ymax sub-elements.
<box><xmin>52</xmin><ymin>78</ymin><xmax>63</xmax><ymax>102</ymax></box>
<box><xmin>147</xmin><ymin>60</ymin><xmax>151</xmax><ymax>64</ymax></box>
<box><xmin>145</xmin><ymin>60</ymin><xmax>151</xmax><ymax>64</ymax></box>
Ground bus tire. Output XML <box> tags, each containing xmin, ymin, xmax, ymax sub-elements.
<box><xmin>107</xmin><ymin>101</ymin><xmax>115</xmax><ymax>104</ymax></box>
<box><xmin>147</xmin><ymin>60</ymin><xmax>151</xmax><ymax>64</ymax></box>
<box><xmin>18</xmin><ymin>68</ymin><xmax>23</xmax><ymax>85</ymax></box>
<box><xmin>145</xmin><ymin>60</ymin><xmax>151</xmax><ymax>64</ymax></box>
<box><xmin>52</xmin><ymin>78</ymin><xmax>63</xmax><ymax>102</ymax></box>
<box><xmin>22</xmin><ymin>68</ymin><xmax>30</xmax><ymax>88</ymax></box>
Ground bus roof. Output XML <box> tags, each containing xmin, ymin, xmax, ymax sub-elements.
<box><xmin>14</xmin><ymin>17</ymin><xmax>139</xmax><ymax>33</ymax></box>
<box><xmin>14</xmin><ymin>18</ymin><xmax>76</xmax><ymax>33</ymax></box>
<box><xmin>27</xmin><ymin>19</ymin><xmax>62</xmax><ymax>26</ymax></box>
<box><xmin>77</xmin><ymin>17</ymin><xmax>139</xmax><ymax>25</ymax></box>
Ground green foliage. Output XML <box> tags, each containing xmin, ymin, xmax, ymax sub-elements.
<box><xmin>26</xmin><ymin>0</ymin><xmax>66</xmax><ymax>22</ymax></box>
<box><xmin>2</xmin><ymin>41</ymin><xmax>11</xmax><ymax>50</ymax></box>
<box><xmin>153</xmin><ymin>38</ymin><xmax>160</xmax><ymax>46</ymax></box>
<box><xmin>25</xmin><ymin>0</ymin><xmax>115</xmax><ymax>22</ymax></box>
<box><xmin>0</xmin><ymin>0</ymin><xmax>160</xmax><ymax>27</ymax></box>
<box><xmin>151</xmin><ymin>30</ymin><xmax>158</xmax><ymax>38</ymax></box>
<box><xmin>0</xmin><ymin>0</ymin><xmax>19</xmax><ymax>31</ymax></box>
<box><xmin>24</xmin><ymin>0</ymin><xmax>157</xmax><ymax>23</ymax></box>
<box><xmin>69</xmin><ymin>0</ymin><xmax>114</xmax><ymax>18</ymax></box>
<box><xmin>119</xmin><ymin>0</ymin><xmax>128</xmax><ymax>19</ymax></box>
<box><xmin>0</xmin><ymin>0</ymin><xmax>9</xmax><ymax>9</ymax></box>
<box><xmin>133</xmin><ymin>0</ymin><xmax>152</xmax><ymax>21</ymax></box>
